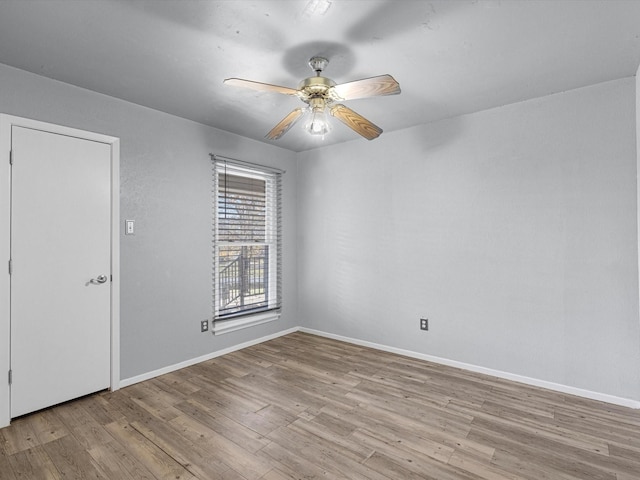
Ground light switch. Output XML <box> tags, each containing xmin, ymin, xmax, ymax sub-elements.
<box><xmin>125</xmin><ymin>220</ymin><xmax>135</xmax><ymax>235</ymax></box>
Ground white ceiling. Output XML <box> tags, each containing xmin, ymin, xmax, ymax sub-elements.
<box><xmin>1</xmin><ymin>0</ymin><xmax>640</xmax><ymax>152</ymax></box>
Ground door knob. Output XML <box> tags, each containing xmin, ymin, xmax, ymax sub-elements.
<box><xmin>92</xmin><ymin>275</ymin><xmax>108</xmax><ymax>284</ymax></box>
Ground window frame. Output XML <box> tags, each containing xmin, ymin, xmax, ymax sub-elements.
<box><xmin>211</xmin><ymin>155</ymin><xmax>282</xmax><ymax>334</ymax></box>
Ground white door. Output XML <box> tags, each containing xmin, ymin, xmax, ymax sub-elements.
<box><xmin>10</xmin><ymin>126</ymin><xmax>112</xmax><ymax>418</ymax></box>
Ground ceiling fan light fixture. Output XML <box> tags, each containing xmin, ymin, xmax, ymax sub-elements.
<box><xmin>304</xmin><ymin>103</ymin><xmax>332</xmax><ymax>138</ymax></box>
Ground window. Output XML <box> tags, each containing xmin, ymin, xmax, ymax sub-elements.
<box><xmin>212</xmin><ymin>157</ymin><xmax>282</xmax><ymax>333</ymax></box>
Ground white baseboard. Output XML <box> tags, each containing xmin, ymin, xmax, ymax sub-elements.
<box><xmin>300</xmin><ymin>327</ymin><xmax>640</xmax><ymax>410</ymax></box>
<box><xmin>119</xmin><ymin>325</ymin><xmax>640</xmax><ymax>410</ymax></box>
<box><xmin>119</xmin><ymin>327</ymin><xmax>298</xmax><ymax>388</ymax></box>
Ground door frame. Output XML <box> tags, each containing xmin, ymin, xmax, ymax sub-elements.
<box><xmin>0</xmin><ymin>114</ymin><xmax>120</xmax><ymax>427</ymax></box>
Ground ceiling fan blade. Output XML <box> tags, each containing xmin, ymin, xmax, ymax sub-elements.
<box><xmin>331</xmin><ymin>74</ymin><xmax>401</xmax><ymax>101</ymax></box>
<box><xmin>224</xmin><ymin>78</ymin><xmax>299</xmax><ymax>96</ymax></box>
<box><xmin>265</xmin><ymin>108</ymin><xmax>305</xmax><ymax>140</ymax></box>
<box><xmin>330</xmin><ymin>104</ymin><xmax>383</xmax><ymax>140</ymax></box>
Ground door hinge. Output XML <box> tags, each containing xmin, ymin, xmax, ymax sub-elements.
<box><xmin>8</xmin><ymin>259</ymin><xmax>11</xmax><ymax>275</ymax></box>
<box><xmin>9</xmin><ymin>150</ymin><xmax>13</xmax><ymax>165</ymax></box>
<box><xmin>8</xmin><ymin>370</ymin><xmax>12</xmax><ymax>385</ymax></box>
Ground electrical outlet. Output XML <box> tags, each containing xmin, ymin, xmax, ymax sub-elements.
<box><xmin>201</xmin><ymin>320</ymin><xmax>209</xmax><ymax>332</ymax></box>
<box><xmin>420</xmin><ymin>318</ymin><xmax>429</xmax><ymax>331</ymax></box>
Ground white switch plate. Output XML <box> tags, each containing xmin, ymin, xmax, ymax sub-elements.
<box><xmin>125</xmin><ymin>220</ymin><xmax>135</xmax><ymax>235</ymax></box>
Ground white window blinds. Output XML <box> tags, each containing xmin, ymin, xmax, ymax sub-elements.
<box><xmin>212</xmin><ymin>158</ymin><xmax>282</xmax><ymax>320</ymax></box>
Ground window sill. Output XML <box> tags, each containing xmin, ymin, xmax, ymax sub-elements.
<box><xmin>212</xmin><ymin>311</ymin><xmax>280</xmax><ymax>335</ymax></box>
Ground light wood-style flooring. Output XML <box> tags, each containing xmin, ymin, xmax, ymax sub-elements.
<box><xmin>1</xmin><ymin>332</ymin><xmax>640</xmax><ymax>479</ymax></box>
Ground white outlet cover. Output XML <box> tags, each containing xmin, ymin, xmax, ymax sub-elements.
<box><xmin>125</xmin><ymin>220</ymin><xmax>134</xmax><ymax>235</ymax></box>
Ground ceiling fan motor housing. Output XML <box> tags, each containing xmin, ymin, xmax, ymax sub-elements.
<box><xmin>298</xmin><ymin>76</ymin><xmax>336</xmax><ymax>103</ymax></box>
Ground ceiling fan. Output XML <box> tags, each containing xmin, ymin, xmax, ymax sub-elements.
<box><xmin>224</xmin><ymin>56</ymin><xmax>401</xmax><ymax>141</ymax></box>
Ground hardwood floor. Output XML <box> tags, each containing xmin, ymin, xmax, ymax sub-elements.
<box><xmin>1</xmin><ymin>331</ymin><xmax>639</xmax><ymax>479</ymax></box>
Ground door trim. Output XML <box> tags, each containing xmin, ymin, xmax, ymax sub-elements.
<box><xmin>0</xmin><ymin>114</ymin><xmax>120</xmax><ymax>427</ymax></box>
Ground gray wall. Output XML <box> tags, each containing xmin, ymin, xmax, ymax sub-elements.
<box><xmin>297</xmin><ymin>77</ymin><xmax>640</xmax><ymax>401</ymax></box>
<box><xmin>0</xmin><ymin>63</ymin><xmax>298</xmax><ymax>380</ymax></box>
<box><xmin>2</xmin><ymin>61</ymin><xmax>639</xmax><ymax>402</ymax></box>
